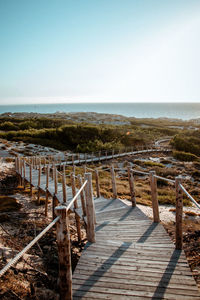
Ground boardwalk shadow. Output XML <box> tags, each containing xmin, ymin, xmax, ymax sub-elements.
<box><xmin>118</xmin><ymin>206</ymin><xmax>134</xmax><ymax>221</ymax></box>
<box><xmin>152</xmin><ymin>250</ymin><xmax>182</xmax><ymax>299</ymax></box>
<box><xmin>98</xmin><ymin>198</ymin><xmax>117</xmax><ymax>212</ymax></box>
<box><xmin>73</xmin><ymin>242</ymin><xmax>132</xmax><ymax>297</ymax></box>
<box><xmin>137</xmin><ymin>222</ymin><xmax>159</xmax><ymax>243</ymax></box>
<box><xmin>95</xmin><ymin>221</ymin><xmax>110</xmax><ymax>232</ymax></box>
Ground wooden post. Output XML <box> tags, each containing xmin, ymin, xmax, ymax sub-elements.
<box><xmin>83</xmin><ymin>165</ymin><xmax>87</xmax><ymax>174</ymax></box>
<box><xmin>175</xmin><ymin>176</ymin><xmax>183</xmax><ymax>250</ymax></box>
<box><xmin>16</xmin><ymin>157</ymin><xmax>18</xmax><ymax>173</ymax></box>
<box><xmin>37</xmin><ymin>163</ymin><xmax>41</xmax><ymax>205</ymax></box>
<box><xmin>71</xmin><ymin>173</ymin><xmax>81</xmax><ymax>241</ymax></box>
<box><xmin>54</xmin><ymin>166</ymin><xmax>58</xmax><ymax>195</ymax></box>
<box><xmin>98</xmin><ymin>151</ymin><xmax>101</xmax><ymax>162</ymax></box>
<box><xmin>111</xmin><ymin>164</ymin><xmax>117</xmax><ymax>199</ymax></box>
<box><xmin>149</xmin><ymin>171</ymin><xmax>160</xmax><ymax>222</ymax></box>
<box><xmin>62</xmin><ymin>169</ymin><xmax>67</xmax><ymax>203</ymax></box>
<box><xmin>23</xmin><ymin>159</ymin><xmax>26</xmax><ymax>189</ymax></box>
<box><xmin>106</xmin><ymin>150</ymin><xmax>108</xmax><ymax>160</ymax></box>
<box><xmin>95</xmin><ymin>169</ymin><xmax>100</xmax><ymax>198</ymax></box>
<box><xmin>77</xmin><ymin>174</ymin><xmax>86</xmax><ymax>217</ymax></box>
<box><xmin>84</xmin><ymin>153</ymin><xmax>87</xmax><ymax>163</ymax></box>
<box><xmin>84</xmin><ymin>173</ymin><xmax>96</xmax><ymax>242</ymax></box>
<box><xmin>29</xmin><ymin>164</ymin><xmax>33</xmax><ymax>196</ymax></box>
<box><xmin>45</xmin><ymin>165</ymin><xmax>49</xmax><ymax>216</ymax></box>
<box><xmin>44</xmin><ymin>157</ymin><xmax>46</xmax><ymax>168</ymax></box>
<box><xmin>127</xmin><ymin>166</ymin><xmax>136</xmax><ymax>207</ymax></box>
<box><xmin>20</xmin><ymin>158</ymin><xmax>23</xmax><ymax>185</ymax></box>
<box><xmin>72</xmin><ymin>155</ymin><xmax>75</xmax><ymax>173</ymax></box>
<box><xmin>23</xmin><ymin>159</ymin><xmax>26</xmax><ymax>179</ymax></box>
<box><xmin>55</xmin><ymin>206</ymin><xmax>72</xmax><ymax>300</ymax></box>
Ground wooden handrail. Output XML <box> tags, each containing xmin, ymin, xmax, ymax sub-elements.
<box><xmin>179</xmin><ymin>183</ymin><xmax>200</xmax><ymax>210</ymax></box>
<box><xmin>65</xmin><ymin>180</ymin><xmax>87</xmax><ymax>211</ymax></box>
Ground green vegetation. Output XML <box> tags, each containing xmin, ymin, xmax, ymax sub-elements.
<box><xmin>0</xmin><ymin>115</ymin><xmax>181</xmax><ymax>152</ymax></box>
<box><xmin>0</xmin><ymin>113</ymin><xmax>199</xmax><ymax>153</ymax></box>
<box><xmin>171</xmin><ymin>131</ymin><xmax>200</xmax><ymax>158</ymax></box>
<box><xmin>173</xmin><ymin>150</ymin><xmax>199</xmax><ymax>162</ymax></box>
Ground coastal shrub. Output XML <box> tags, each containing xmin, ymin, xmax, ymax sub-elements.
<box><xmin>171</xmin><ymin>135</ymin><xmax>200</xmax><ymax>156</ymax></box>
<box><xmin>143</xmin><ymin>161</ymin><xmax>165</xmax><ymax>168</ymax></box>
<box><xmin>173</xmin><ymin>151</ymin><xmax>198</xmax><ymax>162</ymax></box>
<box><xmin>19</xmin><ymin>120</ymin><xmax>38</xmax><ymax>130</ymax></box>
<box><xmin>0</xmin><ymin>121</ymin><xmax>19</xmax><ymax>131</ymax></box>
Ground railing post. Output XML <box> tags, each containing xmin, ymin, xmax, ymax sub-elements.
<box><xmin>84</xmin><ymin>153</ymin><xmax>87</xmax><ymax>164</ymax></box>
<box><xmin>77</xmin><ymin>174</ymin><xmax>86</xmax><ymax>217</ymax></box>
<box><xmin>106</xmin><ymin>150</ymin><xmax>108</xmax><ymax>160</ymax></box>
<box><xmin>83</xmin><ymin>165</ymin><xmax>87</xmax><ymax>174</ymax></box>
<box><xmin>149</xmin><ymin>171</ymin><xmax>160</xmax><ymax>223</ymax></box>
<box><xmin>111</xmin><ymin>164</ymin><xmax>117</xmax><ymax>199</ymax></box>
<box><xmin>45</xmin><ymin>165</ymin><xmax>49</xmax><ymax>217</ymax></box>
<box><xmin>72</xmin><ymin>155</ymin><xmax>75</xmax><ymax>173</ymax></box>
<box><xmin>55</xmin><ymin>206</ymin><xmax>72</xmax><ymax>300</ymax></box>
<box><xmin>62</xmin><ymin>167</ymin><xmax>67</xmax><ymax>203</ymax></box>
<box><xmin>20</xmin><ymin>157</ymin><xmax>23</xmax><ymax>185</ymax></box>
<box><xmin>54</xmin><ymin>165</ymin><xmax>58</xmax><ymax>195</ymax></box>
<box><xmin>29</xmin><ymin>163</ymin><xmax>33</xmax><ymax>196</ymax></box>
<box><xmin>98</xmin><ymin>151</ymin><xmax>101</xmax><ymax>162</ymax></box>
<box><xmin>23</xmin><ymin>159</ymin><xmax>26</xmax><ymax>188</ymax></box>
<box><xmin>127</xmin><ymin>166</ymin><xmax>136</xmax><ymax>207</ymax></box>
<box><xmin>84</xmin><ymin>173</ymin><xmax>96</xmax><ymax>242</ymax></box>
<box><xmin>95</xmin><ymin>169</ymin><xmax>100</xmax><ymax>198</ymax></box>
<box><xmin>175</xmin><ymin>176</ymin><xmax>183</xmax><ymax>250</ymax></box>
<box><xmin>37</xmin><ymin>163</ymin><xmax>41</xmax><ymax>205</ymax></box>
<box><xmin>71</xmin><ymin>173</ymin><xmax>81</xmax><ymax>241</ymax></box>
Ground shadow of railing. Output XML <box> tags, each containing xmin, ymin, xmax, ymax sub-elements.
<box><xmin>137</xmin><ymin>222</ymin><xmax>159</xmax><ymax>243</ymax></box>
<box><xmin>152</xmin><ymin>249</ymin><xmax>182</xmax><ymax>299</ymax></box>
<box><xmin>73</xmin><ymin>242</ymin><xmax>132</xmax><ymax>297</ymax></box>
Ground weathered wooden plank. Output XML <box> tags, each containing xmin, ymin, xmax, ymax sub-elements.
<box><xmin>73</xmin><ymin>269</ymin><xmax>196</xmax><ymax>286</ymax></box>
<box><xmin>72</xmin><ymin>284</ymin><xmax>200</xmax><ymax>299</ymax></box>
<box><xmin>72</xmin><ymin>278</ymin><xmax>200</xmax><ymax>296</ymax></box>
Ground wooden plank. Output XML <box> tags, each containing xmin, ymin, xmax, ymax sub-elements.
<box><xmin>72</xmin><ymin>284</ymin><xmax>200</xmax><ymax>299</ymax></box>
<box><xmin>72</xmin><ymin>277</ymin><xmax>200</xmax><ymax>296</ymax></box>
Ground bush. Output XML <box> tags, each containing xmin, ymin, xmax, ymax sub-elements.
<box><xmin>173</xmin><ymin>151</ymin><xmax>198</xmax><ymax>162</ymax></box>
<box><xmin>0</xmin><ymin>121</ymin><xmax>19</xmax><ymax>131</ymax></box>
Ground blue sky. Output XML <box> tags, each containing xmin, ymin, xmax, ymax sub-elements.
<box><xmin>0</xmin><ymin>0</ymin><xmax>200</xmax><ymax>104</ymax></box>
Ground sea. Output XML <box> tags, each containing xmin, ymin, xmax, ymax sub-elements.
<box><xmin>0</xmin><ymin>102</ymin><xmax>200</xmax><ymax>120</ymax></box>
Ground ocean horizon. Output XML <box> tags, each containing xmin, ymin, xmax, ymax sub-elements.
<box><xmin>0</xmin><ymin>102</ymin><xmax>200</xmax><ymax>120</ymax></box>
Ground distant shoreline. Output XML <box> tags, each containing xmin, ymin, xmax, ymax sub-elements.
<box><xmin>0</xmin><ymin>102</ymin><xmax>200</xmax><ymax>120</ymax></box>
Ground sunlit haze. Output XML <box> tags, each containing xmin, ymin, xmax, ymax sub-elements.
<box><xmin>0</xmin><ymin>0</ymin><xmax>200</xmax><ymax>104</ymax></box>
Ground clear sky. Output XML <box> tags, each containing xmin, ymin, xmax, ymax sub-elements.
<box><xmin>0</xmin><ymin>0</ymin><xmax>200</xmax><ymax>104</ymax></box>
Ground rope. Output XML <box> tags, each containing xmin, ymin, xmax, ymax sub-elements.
<box><xmin>64</xmin><ymin>180</ymin><xmax>87</xmax><ymax>211</ymax></box>
<box><xmin>0</xmin><ymin>216</ymin><xmax>60</xmax><ymax>278</ymax></box>
<box><xmin>179</xmin><ymin>184</ymin><xmax>200</xmax><ymax>210</ymax></box>
<box><xmin>133</xmin><ymin>169</ymin><xmax>149</xmax><ymax>175</ymax></box>
<box><xmin>154</xmin><ymin>175</ymin><xmax>175</xmax><ymax>184</ymax></box>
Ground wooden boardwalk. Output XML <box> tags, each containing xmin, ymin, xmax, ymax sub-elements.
<box><xmin>73</xmin><ymin>199</ymin><xmax>200</xmax><ymax>299</ymax></box>
<box><xmin>58</xmin><ymin>148</ymin><xmax>171</xmax><ymax>166</ymax></box>
<box><xmin>20</xmin><ymin>162</ymin><xmax>200</xmax><ymax>299</ymax></box>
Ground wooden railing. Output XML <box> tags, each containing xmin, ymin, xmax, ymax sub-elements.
<box><xmin>3</xmin><ymin>150</ymin><xmax>199</xmax><ymax>299</ymax></box>
<box><xmin>1</xmin><ymin>157</ymin><xmax>97</xmax><ymax>300</ymax></box>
